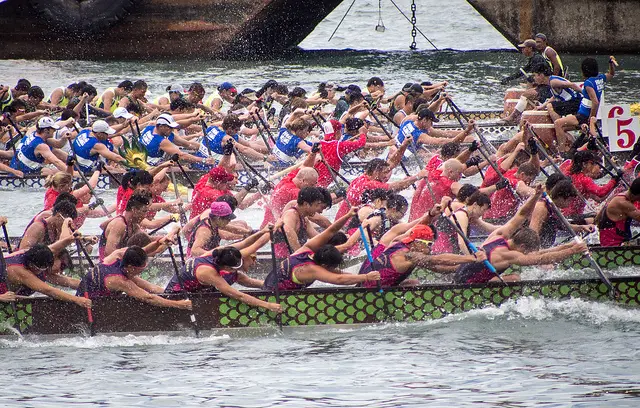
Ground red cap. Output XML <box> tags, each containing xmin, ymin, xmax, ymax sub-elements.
<box><xmin>208</xmin><ymin>166</ymin><xmax>235</xmax><ymax>182</ymax></box>
<box><xmin>402</xmin><ymin>225</ymin><xmax>435</xmax><ymax>244</ymax></box>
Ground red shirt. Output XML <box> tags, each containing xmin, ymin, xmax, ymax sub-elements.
<box><xmin>314</xmin><ymin>135</ymin><xmax>366</xmax><ymax>187</ymax></box>
<box><xmin>335</xmin><ymin>174</ymin><xmax>389</xmax><ymax>220</ymax></box>
<box><xmin>563</xmin><ymin>173</ymin><xmax>616</xmax><ymax>216</ymax></box>
<box><xmin>191</xmin><ymin>185</ymin><xmax>230</xmax><ymax>219</ymax></box>
<box><xmin>484</xmin><ymin>173</ymin><xmax>520</xmax><ymax>220</ymax></box>
<box><xmin>260</xmin><ymin>171</ymin><xmax>300</xmax><ymax>228</ymax></box>
<box><xmin>116</xmin><ymin>187</ymin><xmax>134</xmax><ymax>215</ymax></box>
<box><xmin>481</xmin><ymin>157</ymin><xmax>515</xmax><ymax>188</ymax></box>
<box><xmin>44</xmin><ymin>188</ymin><xmax>86</xmax><ymax>226</ymax></box>
<box><xmin>146</xmin><ymin>195</ymin><xmax>166</xmax><ymax>219</ymax></box>
<box><xmin>409</xmin><ymin>169</ymin><xmax>454</xmax><ymax>221</ymax></box>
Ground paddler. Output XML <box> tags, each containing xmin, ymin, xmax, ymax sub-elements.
<box><xmin>119</xmin><ymin>80</ymin><xmax>149</xmax><ymax>113</ymax></box>
<box><xmin>19</xmin><ymin>200</ymin><xmax>77</xmax><ymax>249</ymax></box>
<box><xmin>397</xmin><ymin>108</ymin><xmax>474</xmax><ymax>155</ymax></box>
<box><xmin>500</xmin><ymin>39</ymin><xmax>546</xmax><ymax>85</ymax></box>
<box><xmin>0</xmin><ymin>79</ymin><xmax>31</xmax><ymax>111</ymax></box>
<box><xmin>530</xmin><ymin>179</ymin><xmax>594</xmax><ymax>248</ymax></box>
<box><xmin>10</xmin><ymin>116</ymin><xmax>69</xmax><ymax>175</ymax></box>
<box><xmin>138</xmin><ymin>113</ymin><xmax>209</xmax><ymax>166</ymax></box>
<box><xmin>204</xmin><ymin>82</ymin><xmax>238</xmax><ymax>115</ymax></box>
<box><xmin>165</xmin><ymin>227</ymin><xmax>282</xmax><ymax>313</ymax></box>
<box><xmin>273</xmin><ymin>187</ymin><xmax>329</xmax><ymax>259</ymax></box>
<box><xmin>191</xmin><ymin>166</ymin><xmax>254</xmax><ymax>219</ymax></box>
<box><xmin>597</xmin><ymin>177</ymin><xmax>640</xmax><ymax>247</ymax></box>
<box><xmin>48</xmin><ymin>82</ymin><xmax>80</xmax><ymax>108</ymax></box>
<box><xmin>554</xmin><ymin>57</ymin><xmax>616</xmax><ymax>152</ymax></box>
<box><xmin>530</xmin><ymin>64</ymin><xmax>582</xmax><ymax>121</ymax></box>
<box><xmin>187</xmin><ymin>202</ymin><xmax>236</xmax><ymax>258</ymax></box>
<box><xmin>453</xmin><ymin>186</ymin><xmax>587</xmax><ymax>284</ymax></box>
<box><xmin>260</xmin><ymin>167</ymin><xmax>319</xmax><ymax>228</ymax></box>
<box><xmin>71</xmin><ymin>120</ymin><xmax>127</xmax><ymax>173</ymax></box>
<box><xmin>78</xmin><ymin>235</ymin><xmax>192</xmax><ymax>310</ymax></box>
<box><xmin>357</xmin><ymin>224</ymin><xmax>485</xmax><ymax>288</ymax></box>
<box><xmin>263</xmin><ymin>207</ymin><xmax>381</xmax><ymax>290</ymax></box>
<box><xmin>94</xmin><ymin>80</ymin><xmax>133</xmax><ymax>113</ymax></box>
<box><xmin>2</xmin><ymin>224</ymin><xmax>91</xmax><ymax>309</ymax></box>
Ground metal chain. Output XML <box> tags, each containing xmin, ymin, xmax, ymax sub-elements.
<box><xmin>410</xmin><ymin>0</ymin><xmax>417</xmax><ymax>50</ymax></box>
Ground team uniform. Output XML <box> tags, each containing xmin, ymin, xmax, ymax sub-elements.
<box><xmin>263</xmin><ymin>251</ymin><xmax>315</xmax><ymax>291</ymax></box>
<box><xmin>164</xmin><ymin>254</ymin><xmax>237</xmax><ymax>293</ymax></box>
<box><xmin>10</xmin><ymin>132</ymin><xmax>46</xmax><ymax>174</ymax></box>
<box><xmin>453</xmin><ymin>238</ymin><xmax>509</xmax><ymax>284</ymax></box>
<box><xmin>273</xmin><ymin>128</ymin><xmax>311</xmax><ymax>165</ymax></box>
<box><xmin>139</xmin><ymin>125</ymin><xmax>174</xmax><ymax>166</ymax></box>
<box><xmin>72</xmin><ymin>129</ymin><xmax>114</xmax><ymax>173</ymax></box>
<box><xmin>575</xmin><ymin>73</ymin><xmax>607</xmax><ymax>124</ymax></box>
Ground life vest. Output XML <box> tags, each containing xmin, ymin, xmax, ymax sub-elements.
<box><xmin>95</xmin><ymin>88</ymin><xmax>122</xmax><ymax>113</ymax></box>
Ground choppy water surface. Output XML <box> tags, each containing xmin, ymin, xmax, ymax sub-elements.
<box><xmin>2</xmin><ymin>0</ymin><xmax>640</xmax><ymax>405</ymax></box>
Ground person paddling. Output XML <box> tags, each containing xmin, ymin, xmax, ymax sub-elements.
<box><xmin>597</xmin><ymin>177</ymin><xmax>640</xmax><ymax>247</ymax></box>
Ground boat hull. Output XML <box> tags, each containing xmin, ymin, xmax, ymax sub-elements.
<box><xmin>0</xmin><ymin>276</ymin><xmax>636</xmax><ymax>336</ymax></box>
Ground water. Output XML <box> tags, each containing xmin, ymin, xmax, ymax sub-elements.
<box><xmin>1</xmin><ymin>298</ymin><xmax>640</xmax><ymax>406</ymax></box>
<box><xmin>2</xmin><ymin>1</ymin><xmax>640</xmax><ymax>405</ymax></box>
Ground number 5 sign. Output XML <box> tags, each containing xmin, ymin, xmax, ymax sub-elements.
<box><xmin>607</xmin><ymin>116</ymin><xmax>640</xmax><ymax>152</ymax></box>
<box><xmin>600</xmin><ymin>102</ymin><xmax>631</xmax><ymax>138</ymax></box>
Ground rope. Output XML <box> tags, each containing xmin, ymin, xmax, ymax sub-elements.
<box><xmin>328</xmin><ymin>0</ymin><xmax>357</xmax><ymax>42</ymax></box>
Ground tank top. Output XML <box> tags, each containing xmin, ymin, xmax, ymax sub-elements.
<box><xmin>186</xmin><ymin>219</ymin><xmax>221</xmax><ymax>258</ymax></box>
<box><xmin>98</xmin><ymin>216</ymin><xmax>132</xmax><ymax>261</ymax></box>
<box><xmin>273</xmin><ymin>128</ymin><xmax>309</xmax><ymax>164</ymax></box>
<box><xmin>453</xmin><ymin>238</ymin><xmax>509</xmax><ymax>284</ymax></box>
<box><xmin>598</xmin><ymin>194</ymin><xmax>632</xmax><ymax>247</ymax></box>
<box><xmin>10</xmin><ymin>132</ymin><xmax>46</xmax><ymax>173</ymax></box>
<box><xmin>543</xmin><ymin>46</ymin><xmax>565</xmax><ymax>76</ymax></box>
<box><xmin>139</xmin><ymin>125</ymin><xmax>175</xmax><ymax>165</ymax></box>
<box><xmin>577</xmin><ymin>73</ymin><xmax>607</xmax><ymax>117</ymax></box>
<box><xmin>194</xmin><ymin>126</ymin><xmax>239</xmax><ymax>168</ymax></box>
<box><xmin>263</xmin><ymin>250</ymin><xmax>315</xmax><ymax>291</ymax></box>
<box><xmin>72</xmin><ymin>129</ymin><xmax>114</xmax><ymax>173</ymax></box>
<box><xmin>96</xmin><ymin>88</ymin><xmax>121</xmax><ymax>113</ymax></box>
<box><xmin>19</xmin><ymin>216</ymin><xmax>54</xmax><ymax>248</ymax></box>
<box><xmin>164</xmin><ymin>254</ymin><xmax>237</xmax><ymax>293</ymax></box>
<box><xmin>77</xmin><ymin>259</ymin><xmax>127</xmax><ymax>298</ymax></box>
<box><xmin>432</xmin><ymin>208</ymin><xmax>468</xmax><ymax>254</ymax></box>
<box><xmin>550</xmin><ymin>75</ymin><xmax>580</xmax><ymax>102</ymax></box>
<box><xmin>358</xmin><ymin>242</ymin><xmax>412</xmax><ymax>288</ymax></box>
<box><xmin>5</xmin><ymin>252</ymin><xmax>49</xmax><ymax>296</ymax></box>
<box><xmin>273</xmin><ymin>208</ymin><xmax>309</xmax><ymax>259</ymax></box>
<box><xmin>48</xmin><ymin>87</ymin><xmax>69</xmax><ymax>107</ymax></box>
<box><xmin>397</xmin><ymin>119</ymin><xmax>424</xmax><ymax>151</ymax></box>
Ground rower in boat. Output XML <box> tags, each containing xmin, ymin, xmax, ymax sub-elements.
<box><xmin>191</xmin><ymin>165</ymin><xmax>254</xmax><ymax>218</ymax></box>
<box><xmin>99</xmin><ymin>193</ymin><xmax>177</xmax><ymax>260</ymax></box>
<box><xmin>118</xmin><ymin>80</ymin><xmax>149</xmax><ymax>112</ymax></box>
<box><xmin>165</xmin><ymin>227</ymin><xmax>282</xmax><ymax>313</ymax></box>
<box><xmin>358</xmin><ymin>224</ymin><xmax>484</xmax><ymax>288</ymax></box>
<box><xmin>273</xmin><ymin>117</ymin><xmax>314</xmax><ymax>165</ymax></box>
<box><xmin>313</xmin><ymin>118</ymin><xmax>366</xmax><ymax>188</ymax></box>
<box><xmin>260</xmin><ymin>167</ymin><xmax>319</xmax><ymax>228</ymax></box>
<box><xmin>597</xmin><ymin>177</ymin><xmax>640</xmax><ymax>247</ymax></box>
<box><xmin>47</xmin><ymin>83</ymin><xmax>80</xmax><ymax>108</ymax></box>
<box><xmin>264</xmin><ymin>208</ymin><xmax>381</xmax><ymax>290</ymax></box>
<box><xmin>138</xmin><ymin>113</ymin><xmax>207</xmax><ymax>166</ymax></box>
<box><xmin>152</xmin><ymin>84</ymin><xmax>185</xmax><ymax>111</ymax></box>
<box><xmin>531</xmin><ymin>64</ymin><xmax>582</xmax><ymax>122</ymax></box>
<box><xmin>272</xmin><ymin>187</ymin><xmax>331</xmax><ymax>259</ymax></box>
<box><xmin>0</xmin><ymin>79</ymin><xmax>31</xmax><ymax>111</ymax></box>
<box><xmin>500</xmin><ymin>39</ymin><xmax>546</xmax><ymax>86</ymax></box>
<box><xmin>432</xmin><ymin>192</ymin><xmax>495</xmax><ymax>255</ymax></box>
<box><xmin>483</xmin><ymin>161</ymin><xmax>539</xmax><ymax>223</ymax></box>
<box><xmin>563</xmin><ymin>150</ymin><xmax>621</xmax><ymax>220</ymax></box>
<box><xmin>334</xmin><ymin>157</ymin><xmax>426</xmax><ymax>220</ymax></box>
<box><xmin>94</xmin><ymin>80</ymin><xmax>133</xmax><ymax>114</ymax></box>
<box><xmin>186</xmin><ymin>202</ymin><xmax>236</xmax><ymax>258</ymax></box>
<box><xmin>397</xmin><ymin>108</ymin><xmax>473</xmax><ymax>155</ymax></box>
<box><xmin>204</xmin><ymin>82</ymin><xmax>237</xmax><ymax>115</ymax></box>
<box><xmin>116</xmin><ymin>166</ymin><xmax>174</xmax><ymax>215</ymax></box>
<box><xmin>10</xmin><ymin>117</ymin><xmax>69</xmax><ymax>175</ymax></box>
<box><xmin>530</xmin><ymin>179</ymin><xmax>594</xmax><ymax>248</ymax></box>
<box><xmin>78</xmin><ymin>236</ymin><xmax>192</xmax><ymax>310</ymax></box>
<box><xmin>2</xmin><ymin>226</ymin><xmax>91</xmax><ymax>309</ymax></box>
<box><xmin>71</xmin><ymin>120</ymin><xmax>127</xmax><ymax>173</ymax></box>
<box><xmin>19</xmin><ymin>200</ymin><xmax>77</xmax><ymax>250</ymax></box>
<box><xmin>554</xmin><ymin>57</ymin><xmax>616</xmax><ymax>152</ymax></box>
<box><xmin>453</xmin><ymin>186</ymin><xmax>587</xmax><ymax>284</ymax></box>
<box><xmin>195</xmin><ymin>114</ymin><xmax>269</xmax><ymax>169</ymax></box>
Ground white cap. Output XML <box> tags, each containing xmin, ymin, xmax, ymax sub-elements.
<box><xmin>113</xmin><ymin>107</ymin><xmax>133</xmax><ymax>119</ymax></box>
<box><xmin>156</xmin><ymin>113</ymin><xmax>180</xmax><ymax>128</ymax></box>
<box><xmin>37</xmin><ymin>116</ymin><xmax>60</xmax><ymax>130</ymax></box>
<box><xmin>92</xmin><ymin>120</ymin><xmax>116</xmax><ymax>135</ymax></box>
<box><xmin>167</xmin><ymin>83</ymin><xmax>184</xmax><ymax>94</ymax></box>
<box><xmin>322</xmin><ymin>121</ymin><xmax>335</xmax><ymax>135</ymax></box>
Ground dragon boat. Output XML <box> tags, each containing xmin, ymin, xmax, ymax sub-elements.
<box><xmin>1</xmin><ymin>244</ymin><xmax>639</xmax><ymax>336</ymax></box>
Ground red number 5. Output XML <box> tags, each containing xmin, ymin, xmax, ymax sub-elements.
<box><xmin>616</xmin><ymin>118</ymin><xmax>636</xmax><ymax>149</ymax></box>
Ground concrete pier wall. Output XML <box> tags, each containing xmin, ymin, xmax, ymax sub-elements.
<box><xmin>467</xmin><ymin>0</ymin><xmax>640</xmax><ymax>53</ymax></box>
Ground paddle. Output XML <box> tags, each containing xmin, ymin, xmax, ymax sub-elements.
<box><xmin>541</xmin><ymin>192</ymin><xmax>617</xmax><ymax>297</ymax></box>
<box><xmin>252</xmin><ymin>110</ymin><xmax>276</xmax><ymax>145</ymax></box>
<box><xmin>148</xmin><ymin>218</ymin><xmax>177</xmax><ymax>235</ymax></box>
<box><xmin>474</xmin><ymin>141</ymin><xmax>523</xmax><ymax>204</ymax></box>
<box><xmin>268</xmin><ymin>226</ymin><xmax>283</xmax><ymax>331</ymax></box>
<box><xmin>2</xmin><ymin>223</ymin><xmax>12</xmax><ymax>254</ymax></box>
<box><xmin>167</xmin><ymin>246</ymin><xmax>199</xmax><ymax>336</ymax></box>
<box><xmin>447</xmin><ymin>98</ymin><xmax>497</xmax><ymax>154</ymax></box>
<box><xmin>251</xmin><ymin>113</ymin><xmax>272</xmax><ymax>150</ymax></box>
<box><xmin>169</xmin><ymin>154</ymin><xmax>195</xmax><ymax>189</ymax></box>
<box><xmin>232</xmin><ymin>145</ymin><xmax>273</xmax><ymax>189</ymax></box>
<box><xmin>168</xmin><ymin>168</ymin><xmax>188</xmax><ymax>266</ymax></box>
<box><xmin>442</xmin><ymin>204</ymin><xmax>506</xmax><ymax>285</ymax></box>
<box><xmin>0</xmin><ymin>227</ymin><xmax>21</xmax><ymax>335</ymax></box>
<box><xmin>73</xmin><ymin>236</ymin><xmax>96</xmax><ymax>336</ymax></box>
<box><xmin>367</xmin><ymin>106</ymin><xmax>417</xmax><ymax>189</ymax></box>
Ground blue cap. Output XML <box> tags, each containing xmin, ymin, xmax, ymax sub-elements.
<box><xmin>219</xmin><ymin>82</ymin><xmax>236</xmax><ymax>92</ymax></box>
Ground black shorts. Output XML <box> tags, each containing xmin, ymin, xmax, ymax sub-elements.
<box><xmin>536</xmin><ymin>85</ymin><xmax>552</xmax><ymax>103</ymax></box>
<box><xmin>551</xmin><ymin>99</ymin><xmax>581</xmax><ymax>117</ymax></box>
<box><xmin>575</xmin><ymin>113</ymin><xmax>589</xmax><ymax>125</ymax></box>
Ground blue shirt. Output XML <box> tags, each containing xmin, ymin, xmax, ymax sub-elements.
<box><xmin>72</xmin><ymin>129</ymin><xmax>114</xmax><ymax>173</ymax></box>
<box><xmin>139</xmin><ymin>125</ymin><xmax>174</xmax><ymax>165</ymax></box>
<box><xmin>10</xmin><ymin>132</ymin><xmax>46</xmax><ymax>173</ymax></box>
<box><xmin>550</xmin><ymin>75</ymin><xmax>581</xmax><ymax>102</ymax></box>
<box><xmin>577</xmin><ymin>73</ymin><xmax>607</xmax><ymax>117</ymax></box>
<box><xmin>273</xmin><ymin>128</ymin><xmax>311</xmax><ymax>164</ymax></box>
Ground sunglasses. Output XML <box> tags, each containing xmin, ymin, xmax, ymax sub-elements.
<box><xmin>414</xmin><ymin>239</ymin><xmax>433</xmax><ymax>246</ymax></box>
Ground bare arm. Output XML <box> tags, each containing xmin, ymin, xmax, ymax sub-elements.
<box><xmin>107</xmin><ymin>277</ymin><xmax>190</xmax><ymax>309</ymax></box>
<box><xmin>300</xmin><ymin>207</ymin><xmax>356</xmax><ymax>253</ymax></box>
<box><xmin>196</xmin><ymin>266</ymin><xmax>277</xmax><ymax>311</ymax></box>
